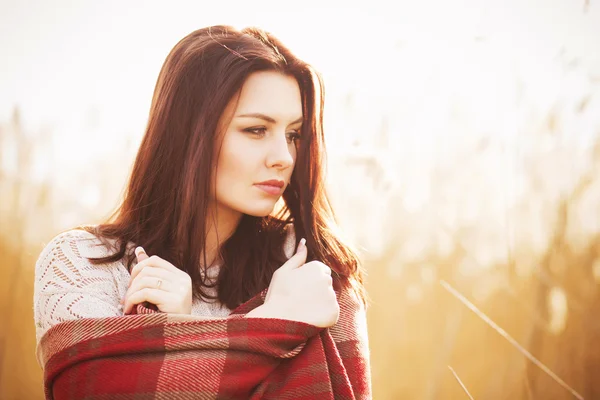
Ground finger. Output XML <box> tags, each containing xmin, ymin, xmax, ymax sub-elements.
<box><xmin>130</xmin><ymin>255</ymin><xmax>175</xmax><ymax>283</ymax></box>
<box><xmin>123</xmin><ymin>286</ymin><xmax>152</xmax><ymax>315</ymax></box>
<box><xmin>298</xmin><ymin>262</ymin><xmax>332</xmax><ymax>284</ymax></box>
<box><xmin>278</xmin><ymin>238</ymin><xmax>307</xmax><ymax>271</ymax></box>
<box><xmin>123</xmin><ymin>288</ymin><xmax>175</xmax><ymax>314</ymax></box>
<box><xmin>135</xmin><ymin>246</ymin><xmax>149</xmax><ymax>263</ymax></box>
<box><xmin>301</xmin><ymin>260</ymin><xmax>330</xmax><ymax>274</ymax></box>
<box><xmin>129</xmin><ymin>247</ymin><xmax>150</xmax><ymax>285</ymax></box>
<box><xmin>123</xmin><ymin>268</ymin><xmax>170</xmax><ymax>301</ymax></box>
<box><xmin>133</xmin><ymin>266</ymin><xmax>171</xmax><ymax>282</ymax></box>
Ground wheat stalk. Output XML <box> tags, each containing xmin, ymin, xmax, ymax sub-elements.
<box><xmin>440</xmin><ymin>280</ymin><xmax>584</xmax><ymax>400</ymax></box>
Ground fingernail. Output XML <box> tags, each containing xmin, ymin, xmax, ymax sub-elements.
<box><xmin>135</xmin><ymin>246</ymin><xmax>145</xmax><ymax>257</ymax></box>
<box><xmin>299</xmin><ymin>238</ymin><xmax>306</xmax><ymax>249</ymax></box>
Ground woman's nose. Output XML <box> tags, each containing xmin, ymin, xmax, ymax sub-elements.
<box><xmin>267</xmin><ymin>133</ymin><xmax>294</xmax><ymax>169</ymax></box>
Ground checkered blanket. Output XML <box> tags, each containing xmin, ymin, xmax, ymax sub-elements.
<box><xmin>37</xmin><ymin>285</ymin><xmax>371</xmax><ymax>399</ymax></box>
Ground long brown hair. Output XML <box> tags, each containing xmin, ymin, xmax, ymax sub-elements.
<box><xmin>82</xmin><ymin>25</ymin><xmax>365</xmax><ymax>309</ymax></box>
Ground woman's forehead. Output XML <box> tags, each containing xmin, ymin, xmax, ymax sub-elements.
<box><xmin>234</xmin><ymin>71</ymin><xmax>303</xmax><ymax>123</ymax></box>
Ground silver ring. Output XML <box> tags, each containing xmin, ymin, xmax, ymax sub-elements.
<box><xmin>156</xmin><ymin>279</ymin><xmax>162</xmax><ymax>289</ymax></box>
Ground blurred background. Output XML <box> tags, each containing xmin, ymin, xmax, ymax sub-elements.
<box><xmin>1</xmin><ymin>0</ymin><xmax>600</xmax><ymax>398</ymax></box>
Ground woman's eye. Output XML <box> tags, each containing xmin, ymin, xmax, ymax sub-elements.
<box><xmin>286</xmin><ymin>130</ymin><xmax>301</xmax><ymax>144</ymax></box>
<box><xmin>244</xmin><ymin>127</ymin><xmax>267</xmax><ymax>136</ymax></box>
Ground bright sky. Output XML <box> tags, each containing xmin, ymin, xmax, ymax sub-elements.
<box><xmin>1</xmin><ymin>0</ymin><xmax>599</xmax><ymax>131</ymax></box>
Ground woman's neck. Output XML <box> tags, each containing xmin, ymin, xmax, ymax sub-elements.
<box><xmin>201</xmin><ymin>205</ymin><xmax>242</xmax><ymax>267</ymax></box>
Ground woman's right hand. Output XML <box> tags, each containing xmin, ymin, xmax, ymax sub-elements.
<box><xmin>246</xmin><ymin>238</ymin><xmax>340</xmax><ymax>328</ymax></box>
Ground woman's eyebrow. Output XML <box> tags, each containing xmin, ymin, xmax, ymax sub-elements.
<box><xmin>236</xmin><ymin>113</ymin><xmax>303</xmax><ymax>124</ymax></box>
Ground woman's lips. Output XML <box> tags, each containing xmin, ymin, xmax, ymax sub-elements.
<box><xmin>254</xmin><ymin>184</ymin><xmax>283</xmax><ymax>195</ymax></box>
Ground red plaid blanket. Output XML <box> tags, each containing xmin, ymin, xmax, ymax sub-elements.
<box><xmin>37</xmin><ymin>285</ymin><xmax>371</xmax><ymax>399</ymax></box>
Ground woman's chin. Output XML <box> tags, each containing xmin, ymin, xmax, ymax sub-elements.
<box><xmin>244</xmin><ymin>209</ymin><xmax>275</xmax><ymax>218</ymax></box>
<box><xmin>242</xmin><ymin>204</ymin><xmax>277</xmax><ymax>217</ymax></box>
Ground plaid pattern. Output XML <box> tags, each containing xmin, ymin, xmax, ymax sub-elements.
<box><xmin>38</xmin><ymin>284</ymin><xmax>372</xmax><ymax>399</ymax></box>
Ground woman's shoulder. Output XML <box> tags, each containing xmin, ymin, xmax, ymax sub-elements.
<box><xmin>33</xmin><ymin>228</ymin><xmax>130</xmax><ymax>346</ymax></box>
<box><xmin>37</xmin><ymin>227</ymin><xmax>128</xmax><ymax>262</ymax></box>
<box><xmin>34</xmin><ymin>227</ymin><xmax>132</xmax><ymax>295</ymax></box>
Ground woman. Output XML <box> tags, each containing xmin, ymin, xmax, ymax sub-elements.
<box><xmin>34</xmin><ymin>25</ymin><xmax>371</xmax><ymax>399</ymax></box>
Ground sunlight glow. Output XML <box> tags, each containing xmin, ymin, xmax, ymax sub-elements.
<box><xmin>2</xmin><ymin>2</ymin><xmax>600</xmax><ymax>398</ymax></box>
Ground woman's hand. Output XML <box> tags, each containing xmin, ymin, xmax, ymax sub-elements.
<box><xmin>121</xmin><ymin>247</ymin><xmax>193</xmax><ymax>315</ymax></box>
<box><xmin>247</xmin><ymin>238</ymin><xmax>340</xmax><ymax>328</ymax></box>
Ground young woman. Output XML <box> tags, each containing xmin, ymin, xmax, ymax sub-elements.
<box><xmin>34</xmin><ymin>25</ymin><xmax>371</xmax><ymax>399</ymax></box>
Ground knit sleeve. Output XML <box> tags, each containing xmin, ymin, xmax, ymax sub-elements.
<box><xmin>329</xmin><ymin>283</ymin><xmax>373</xmax><ymax>399</ymax></box>
<box><xmin>33</xmin><ymin>229</ymin><xmax>131</xmax><ymax>346</ymax></box>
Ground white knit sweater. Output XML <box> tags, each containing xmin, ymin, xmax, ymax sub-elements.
<box><xmin>33</xmin><ymin>226</ymin><xmax>296</xmax><ymax>345</ymax></box>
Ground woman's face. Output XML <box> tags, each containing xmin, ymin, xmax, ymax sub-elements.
<box><xmin>214</xmin><ymin>71</ymin><xmax>303</xmax><ymax>219</ymax></box>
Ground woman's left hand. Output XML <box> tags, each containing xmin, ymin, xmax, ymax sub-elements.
<box><xmin>121</xmin><ymin>247</ymin><xmax>193</xmax><ymax>315</ymax></box>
